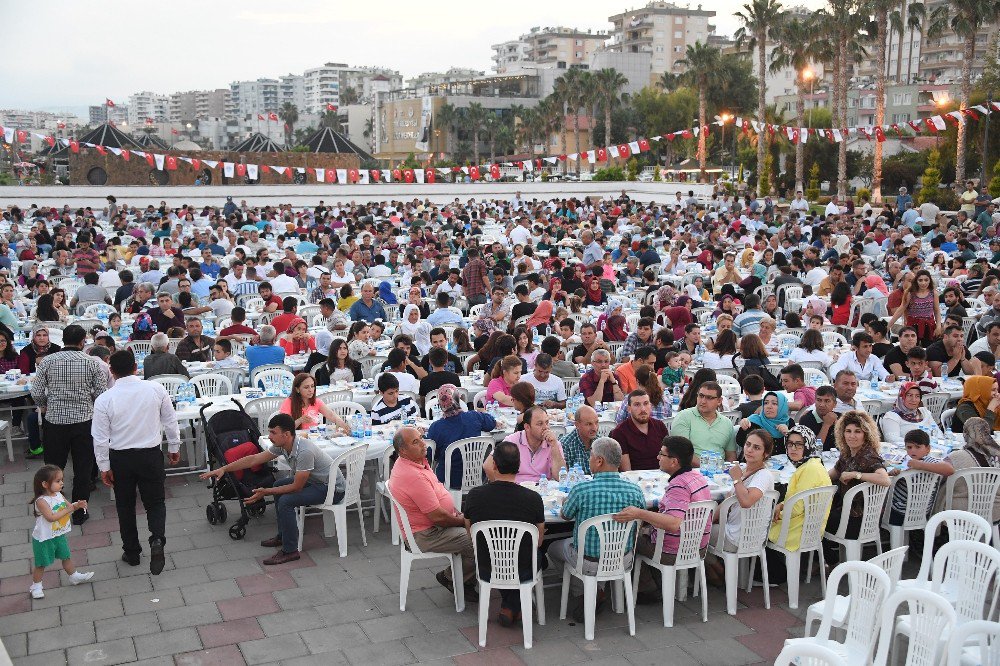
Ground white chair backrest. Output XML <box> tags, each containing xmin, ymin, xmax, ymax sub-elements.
<box><xmin>822</xmin><ymin>331</ymin><xmax>848</xmax><ymax>348</ymax></box>
<box><xmin>443</xmin><ymin>436</ymin><xmax>493</xmax><ymax>493</ymax></box>
<box><xmin>667</xmin><ymin>500</ymin><xmax>716</xmax><ymax>568</ymax></box>
<box><xmin>83</xmin><ymin>303</ymin><xmax>117</xmax><ymax>318</ymax></box>
<box><xmin>774</xmin><ymin>486</ymin><xmax>837</xmax><ymax>552</ymax></box>
<box><xmin>774</xmin><ymin>643</ymin><xmax>847</xmax><ymax>666</ymax></box>
<box><xmin>778</xmin><ymin>285</ymin><xmax>803</xmax><ymax>302</ymax></box>
<box><xmin>885</xmin><ymin>470</ymin><xmax>941</xmax><ymax>531</ymax></box>
<box><xmin>814</xmin><ymin>561</ymin><xmax>891</xmax><ymax>658</ymax></box>
<box><xmin>470</xmin><ymin>521</ymin><xmax>539</xmax><ymax>586</ymax></box>
<box><xmin>716</xmin><ymin>375</ymin><xmax>742</xmax><ymax>398</ymax></box>
<box><xmin>127</xmin><ymin>340</ymin><xmax>153</xmax><ymax>355</ymax></box>
<box><xmin>253</xmin><ymin>367</ymin><xmax>294</xmax><ymax>393</ymax></box>
<box><xmin>802</xmin><ymin>368</ymin><xmax>829</xmax><ymax>387</ymax></box>
<box><xmin>214</xmin><ymin>367</ymin><xmax>245</xmax><ymax>390</ymax></box>
<box><xmin>245</xmin><ymin>396</ymin><xmax>285</xmax><ymax>431</ymax></box>
<box><xmin>574</xmin><ymin>514</ymin><xmax>641</xmax><ymax>579</ymax></box>
<box><xmin>719</xmin><ymin>490</ymin><xmax>779</xmax><ymax>556</ymax></box>
<box><xmin>150</xmin><ymin>374</ymin><xmax>187</xmax><ymax>398</ymax></box>
<box><xmin>868</xmin><ymin>546</ymin><xmax>908</xmax><ymax>591</ymax></box>
<box><xmin>931</xmin><ymin>540</ymin><xmax>1000</xmax><ymax>625</ymax></box>
<box><xmin>874</xmin><ymin>588</ymin><xmax>957</xmax><ymax>666</ymax></box>
<box><xmin>473</xmin><ymin>390</ymin><xmax>487</xmax><ymax>410</ymax></box>
<box><xmin>326</xmin><ymin>401</ymin><xmax>367</xmax><ymax>420</ymax></box>
<box><xmin>940</xmin><ymin>407</ymin><xmax>956</xmax><ymax>433</ymax></box>
<box><xmin>361</xmin><ymin>356</ymin><xmax>387</xmax><ymax>379</ymax></box>
<box><xmin>945</xmin><ymin>468</ymin><xmax>1000</xmax><ymax>526</ymax></box>
<box><xmin>830</xmin><ymin>482</ymin><xmax>888</xmax><ymax>542</ymax></box>
<box><xmin>190</xmin><ymin>373</ymin><xmax>233</xmax><ymax>398</ymax></box>
<box><xmin>318</xmin><ymin>390</ymin><xmax>353</xmax><ymax>406</ymax></box>
<box><xmin>384</xmin><ymin>484</ymin><xmax>425</xmax><ymax>554</ymax></box>
<box><xmin>469</xmin><ymin>304</ymin><xmax>485</xmax><ymax>319</ymax></box>
<box><xmin>946</xmin><ymin>620</ymin><xmax>1000</xmax><ymax>666</ymax></box>
<box><xmin>332</xmin><ymin>444</ymin><xmax>368</xmax><ymax>507</ymax></box>
<box><xmin>921</xmin><ymin>392</ymin><xmax>949</xmax><ymax>422</ymax></box>
<box><xmin>915</xmin><ymin>510</ymin><xmax>991</xmax><ymax>583</ymax></box>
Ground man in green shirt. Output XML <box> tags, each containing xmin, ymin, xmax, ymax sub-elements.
<box><xmin>669</xmin><ymin>380</ymin><xmax>737</xmax><ymax>462</ymax></box>
<box><xmin>976</xmin><ymin>202</ymin><xmax>996</xmax><ymax>235</ymax></box>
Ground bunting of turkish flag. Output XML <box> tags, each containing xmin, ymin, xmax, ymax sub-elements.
<box><xmin>268</xmin><ymin>112</ymin><xmax>278</xmax><ymax>121</ymax></box>
<box><xmin>95</xmin><ymin>145</ymin><xmax>107</xmax><ymax>156</ymax></box>
<box><xmin>742</xmin><ymin>120</ymin><xmax>751</xmax><ymax>134</ymax></box>
<box><xmin>392</xmin><ymin>168</ymin><xmax>402</xmax><ymax>181</ymax></box>
<box><xmin>426</xmin><ymin>169</ymin><xmax>435</xmax><ymax>184</ymax></box>
<box><xmin>908</xmin><ymin>120</ymin><xmax>923</xmax><ymax>133</ymax></box>
<box><xmin>892</xmin><ymin>124</ymin><xmax>903</xmax><ymax>138</ymax></box>
<box><xmin>235</xmin><ymin>163</ymin><xmax>247</xmax><ymax>177</ymax></box>
<box><xmin>596</xmin><ymin>147</ymin><xmax>608</xmax><ymax>162</ymax></box>
<box><xmin>702</xmin><ymin>125</ymin><xmax>710</xmax><ymax>138</ymax></box>
<box><xmin>15</xmin><ymin>130</ymin><xmax>27</xmax><ymax>143</ymax></box>
<box><xmin>681</xmin><ymin>130</ymin><xmax>692</xmax><ymax>139</ymax></box>
<box><xmin>638</xmin><ymin>138</ymin><xmax>650</xmax><ymax>152</ymax></box>
<box><xmin>144</xmin><ymin>152</ymin><xmax>154</xmax><ymax>166</ymax></box>
<box><xmin>370</xmin><ymin>169</ymin><xmax>380</xmax><ymax>182</ymax></box>
<box><xmin>165</xmin><ymin>156</ymin><xmax>178</xmax><ymax>171</ymax></box>
<box><xmin>69</xmin><ymin>140</ymin><xmax>80</xmax><ymax>154</ymax></box>
<box><xmin>925</xmin><ymin>118</ymin><xmax>939</xmax><ymax>133</ymax></box>
<box><xmin>469</xmin><ymin>166</ymin><xmax>480</xmax><ymax>180</ymax></box>
<box><xmin>874</xmin><ymin>127</ymin><xmax>886</xmax><ymax>143</ymax></box>
<box><xmin>122</xmin><ymin>149</ymin><xmax>130</xmax><ymax>162</ymax></box>
<box><xmin>665</xmin><ymin>133</ymin><xmax>676</xmax><ymax>142</ymax></box>
<box><xmin>403</xmin><ymin>169</ymin><xmax>415</xmax><ymax>183</ymax></box>
<box><xmin>257</xmin><ymin>114</ymin><xmax>265</xmax><ymax>121</ymax></box>
<box><xmin>326</xmin><ymin>169</ymin><xmax>337</xmax><ymax>183</ymax></box>
<box><xmin>285</xmin><ymin>167</ymin><xmax>293</xmax><ymax>180</ymax></box>
<box><xmin>557</xmin><ymin>154</ymin><xmax>567</xmax><ymax>162</ymax></box>
<box><xmin>170</xmin><ymin>129</ymin><xmax>179</xmax><ymax>135</ymax></box>
<box><xmin>617</xmin><ymin>144</ymin><xmax>631</xmax><ymax>159</ymax></box>
<box><xmin>191</xmin><ymin>158</ymin><xmax>200</xmax><ymax>170</ymax></box>
<box><xmin>962</xmin><ymin>108</ymin><xmax>979</xmax><ymax>121</ymax></box>
<box><xmin>348</xmin><ymin>169</ymin><xmax>359</xmax><ymax>183</ymax></box>
<box><xmin>44</xmin><ymin>136</ymin><xmax>55</xmax><ymax>147</ymax></box>
<box><xmin>858</xmin><ymin>128</ymin><xmax>870</xmax><ymax>140</ymax></box>
<box><xmin>490</xmin><ymin>164</ymin><xmax>500</xmax><ymax>179</ymax></box>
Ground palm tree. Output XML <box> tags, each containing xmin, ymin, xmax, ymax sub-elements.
<box><xmin>550</xmin><ymin>76</ymin><xmax>574</xmax><ymax>174</ymax></box>
<box><xmin>592</xmin><ymin>68</ymin><xmax>629</xmax><ymax>153</ymax></box>
<box><xmin>865</xmin><ymin>0</ymin><xmax>893</xmax><ymax>202</ymax></box>
<box><xmin>319</xmin><ymin>110</ymin><xmax>339</xmax><ymax>129</ymax></box>
<box><xmin>770</xmin><ymin>13</ymin><xmax>819</xmax><ymax>194</ymax></box>
<box><xmin>946</xmin><ymin>0</ymin><xmax>1000</xmax><ymax>184</ymax></box>
<box><xmin>464</xmin><ymin>102</ymin><xmax>488</xmax><ymax>166</ymax></box>
<box><xmin>678</xmin><ymin>42</ymin><xmax>723</xmax><ymax>179</ymax></box>
<box><xmin>435</xmin><ymin>102</ymin><xmax>459</xmax><ymax>156</ymax></box>
<box><xmin>657</xmin><ymin>72</ymin><xmax>680</xmax><ymax>90</ymax></box>
<box><xmin>278</xmin><ymin>102</ymin><xmax>298</xmax><ymax>146</ymax></box>
<box><xmin>735</xmin><ymin>0</ymin><xmax>784</xmax><ymax>193</ymax></box>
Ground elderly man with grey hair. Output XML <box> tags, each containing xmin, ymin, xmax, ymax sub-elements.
<box><xmin>124</xmin><ymin>281</ymin><xmax>156</xmax><ymax>315</ymax></box>
<box><xmin>579</xmin><ymin>348</ymin><xmax>623</xmax><ymax>407</ymax></box>
<box><xmin>246</xmin><ymin>324</ymin><xmax>286</xmax><ymax>375</ymax></box>
<box><xmin>547</xmin><ymin>437</ymin><xmax>645</xmax><ymax>623</ymax></box>
<box><xmin>142</xmin><ymin>333</ymin><xmax>189</xmax><ymax>380</ymax></box>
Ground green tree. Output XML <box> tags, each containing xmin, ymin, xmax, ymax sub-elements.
<box><xmin>918</xmin><ymin>148</ymin><xmax>944</xmax><ymax>204</ymax></box>
<box><xmin>677</xmin><ymin>42</ymin><xmax>723</xmax><ymax>179</ymax></box>
<box><xmin>705</xmin><ymin>54</ymin><xmax>757</xmax><ymax>116</ymax></box>
<box><xmin>340</xmin><ymin>87</ymin><xmax>361</xmax><ymax>106</ymax></box>
<box><xmin>806</xmin><ymin>162</ymin><xmax>821</xmax><ymax>200</ymax></box>
<box><xmin>736</xmin><ymin>0</ymin><xmax>784</xmax><ymax>193</ymax></box>
<box><xmin>278</xmin><ymin>102</ymin><xmax>299</xmax><ymax>146</ymax></box>
<box><xmin>464</xmin><ymin>102</ymin><xmax>488</xmax><ymax>166</ymax></box>
<box><xmin>592</xmin><ymin>68</ymin><xmax>630</xmax><ymax>151</ymax></box>
<box><xmin>989</xmin><ymin>158</ymin><xmax>1000</xmax><ymax>197</ymax></box>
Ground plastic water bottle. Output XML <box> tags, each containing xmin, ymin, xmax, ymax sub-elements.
<box><xmin>558</xmin><ymin>466</ymin><xmax>568</xmax><ymax>492</ymax></box>
<box><xmin>533</xmin><ymin>330</ymin><xmax>541</xmax><ymax>346</ymax></box>
<box><xmin>566</xmin><ymin>394</ymin><xmax>577</xmax><ymax>420</ymax></box>
<box><xmin>351</xmin><ymin>414</ymin><xmax>363</xmax><ymax>439</ymax></box>
<box><xmin>695</xmin><ymin>344</ymin><xmax>705</xmax><ymax>364</ymax></box>
<box><xmin>448</xmin><ymin>340</ymin><xmax>456</xmax><ymax>354</ymax></box>
<box><xmin>538</xmin><ymin>474</ymin><xmax>548</xmax><ymax>495</ymax></box>
<box><xmin>627</xmin><ymin>278</ymin><xmax>635</xmax><ymax>293</ymax></box>
<box><xmin>282</xmin><ymin>374</ymin><xmax>292</xmax><ymax>396</ymax></box>
<box><xmin>870</xmin><ymin>377</ymin><xmax>879</xmax><ymax>393</ymax></box>
<box><xmin>672</xmin><ymin>385</ymin><xmax>680</xmax><ymax>408</ymax></box>
<box><xmin>364</xmin><ymin>415</ymin><xmax>373</xmax><ymax>439</ymax></box>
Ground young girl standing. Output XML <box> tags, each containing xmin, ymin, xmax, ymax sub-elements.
<box><xmin>29</xmin><ymin>465</ymin><xmax>94</xmax><ymax>599</ymax></box>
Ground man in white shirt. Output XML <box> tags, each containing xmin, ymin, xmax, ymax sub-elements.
<box><xmin>970</xmin><ymin>321</ymin><xmax>1000</xmax><ymax>357</ymax></box>
<box><xmin>831</xmin><ymin>369</ymin><xmax>863</xmax><ymax>414</ymax></box>
<box><xmin>801</xmin><ymin>258</ymin><xmax>828</xmax><ymax>289</ymax></box>
<box><xmin>330</xmin><ymin>259</ymin><xmax>357</xmax><ymax>288</ymax></box>
<box><xmin>789</xmin><ymin>191</ymin><xmax>810</xmax><ymax>220</ymax></box>
<box><xmin>508</xmin><ymin>217</ymin><xmax>532</xmax><ymax>247</ymax></box>
<box><xmin>267</xmin><ymin>262</ymin><xmax>299</xmax><ymax>293</ymax></box>
<box><xmin>366</xmin><ymin>255</ymin><xmax>392</xmax><ymax>278</ymax></box>
<box><xmin>91</xmin><ymin>350</ymin><xmax>181</xmax><ymax>575</ymax></box>
<box><xmin>828</xmin><ymin>333</ymin><xmax>895</xmax><ymax>383</ymax></box>
<box><xmin>521</xmin><ymin>354</ymin><xmax>567</xmax><ymax>409</ymax></box>
<box><xmin>824</xmin><ymin>196</ymin><xmax>841</xmax><ymax>218</ymax></box>
<box><xmin>224</xmin><ymin>261</ymin><xmax>248</xmax><ymax>291</ymax></box>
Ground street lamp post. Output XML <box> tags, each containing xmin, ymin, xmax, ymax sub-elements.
<box><xmin>719</xmin><ymin>113</ymin><xmax>733</xmax><ymax>180</ymax></box>
<box><xmin>802</xmin><ymin>68</ymin><xmax>815</xmax><ymax>131</ymax></box>
<box><xmin>935</xmin><ymin>96</ymin><xmax>949</xmax><ymax>150</ymax></box>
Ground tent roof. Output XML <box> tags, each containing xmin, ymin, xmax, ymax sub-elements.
<box><xmin>76</xmin><ymin>123</ymin><xmax>142</xmax><ymax>150</ymax></box>
<box><xmin>229</xmin><ymin>132</ymin><xmax>285</xmax><ymax>152</ymax></box>
<box><xmin>133</xmin><ymin>133</ymin><xmax>170</xmax><ymax>150</ymax></box>
<box><xmin>301</xmin><ymin>126</ymin><xmax>372</xmax><ymax>159</ymax></box>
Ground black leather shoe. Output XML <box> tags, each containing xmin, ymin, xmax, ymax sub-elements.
<box><xmin>121</xmin><ymin>553</ymin><xmax>141</xmax><ymax>566</ymax></box>
<box><xmin>149</xmin><ymin>539</ymin><xmax>165</xmax><ymax>575</ymax></box>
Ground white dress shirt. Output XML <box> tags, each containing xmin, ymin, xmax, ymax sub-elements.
<box><xmin>91</xmin><ymin>375</ymin><xmax>181</xmax><ymax>473</ymax></box>
<box><xmin>828</xmin><ymin>351</ymin><xmax>890</xmax><ymax>382</ymax></box>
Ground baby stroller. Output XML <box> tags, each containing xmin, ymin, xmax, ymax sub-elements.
<box><xmin>201</xmin><ymin>400</ymin><xmax>274</xmax><ymax>540</ymax></box>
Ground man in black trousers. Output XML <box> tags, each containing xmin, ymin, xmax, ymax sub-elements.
<box><xmin>91</xmin><ymin>350</ymin><xmax>181</xmax><ymax>575</ymax></box>
<box><xmin>30</xmin><ymin>324</ymin><xmax>108</xmax><ymax>525</ymax></box>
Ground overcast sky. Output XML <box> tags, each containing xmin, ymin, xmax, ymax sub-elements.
<box><xmin>7</xmin><ymin>0</ymin><xmax>825</xmax><ymax>114</ymax></box>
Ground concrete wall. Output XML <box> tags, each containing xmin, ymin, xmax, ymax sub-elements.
<box><xmin>0</xmin><ymin>182</ymin><xmax>715</xmax><ymax>209</ymax></box>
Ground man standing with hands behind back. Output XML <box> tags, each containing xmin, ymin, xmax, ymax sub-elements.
<box><xmin>92</xmin><ymin>350</ymin><xmax>181</xmax><ymax>574</ymax></box>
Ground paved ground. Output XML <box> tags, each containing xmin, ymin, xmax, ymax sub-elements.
<box><xmin>1</xmin><ymin>453</ymin><xmax>850</xmax><ymax>666</ymax></box>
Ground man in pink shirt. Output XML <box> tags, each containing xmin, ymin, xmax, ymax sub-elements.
<box><xmin>388</xmin><ymin>426</ymin><xmax>477</xmax><ymax>600</ymax></box>
<box><xmin>498</xmin><ymin>406</ymin><xmax>566</xmax><ymax>483</ymax></box>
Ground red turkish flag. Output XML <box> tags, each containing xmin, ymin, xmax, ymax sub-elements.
<box><xmin>235</xmin><ymin>163</ymin><xmax>247</xmax><ymax>177</ymax></box>
<box><xmin>95</xmin><ymin>145</ymin><xmax>107</xmax><ymax>156</ymax></box>
<box><xmin>426</xmin><ymin>169</ymin><xmax>435</xmax><ymax>184</ymax></box>
<box><xmin>285</xmin><ymin>167</ymin><xmax>293</xmax><ymax>180</ymax></box>
<box><xmin>122</xmin><ymin>149</ymin><xmax>130</xmax><ymax>162</ymax></box>
<box><xmin>680</xmin><ymin>130</ymin><xmax>692</xmax><ymax>139</ymax></box>
<box><xmin>962</xmin><ymin>108</ymin><xmax>979</xmax><ymax>120</ymax></box>
<box><xmin>189</xmin><ymin>158</ymin><xmax>199</xmax><ymax>170</ymax></box>
<box><xmin>858</xmin><ymin>128</ymin><xmax>870</xmax><ymax>140</ymax></box>
<box><xmin>15</xmin><ymin>130</ymin><xmax>27</xmax><ymax>143</ymax></box>
<box><xmin>105</xmin><ymin>98</ymin><xmax>115</xmax><ymax>107</ymax></box>
<box><xmin>557</xmin><ymin>154</ymin><xmax>567</xmax><ymax>162</ymax></box>
<box><xmin>596</xmin><ymin>147</ymin><xmax>608</xmax><ymax>162</ymax></box>
<box><xmin>370</xmin><ymin>169</ymin><xmax>380</xmax><ymax>182</ymax></box>
<box><xmin>165</xmin><ymin>156</ymin><xmax>178</xmax><ymax>171</ymax></box>
<box><xmin>268</xmin><ymin>112</ymin><xmax>278</xmax><ymax>121</ymax></box>
<box><xmin>665</xmin><ymin>133</ymin><xmax>676</xmax><ymax>142</ymax></box>
<box><xmin>617</xmin><ymin>144</ymin><xmax>631</xmax><ymax>159</ymax></box>
<box><xmin>69</xmin><ymin>140</ymin><xmax>79</xmax><ymax>153</ymax></box>
<box><xmin>490</xmin><ymin>164</ymin><xmax>500</xmax><ymax>179</ymax></box>
<box><xmin>348</xmin><ymin>169</ymin><xmax>359</xmax><ymax>183</ymax></box>
<box><xmin>170</xmin><ymin>129</ymin><xmax>179</xmax><ymax>135</ymax></box>
<box><xmin>144</xmin><ymin>152</ymin><xmax>154</xmax><ymax>166</ymax></box>
<box><xmin>326</xmin><ymin>104</ymin><xmax>337</xmax><ymax>111</ymax></box>
<box><xmin>874</xmin><ymin>127</ymin><xmax>886</xmax><ymax>143</ymax></box>
<box><xmin>403</xmin><ymin>169</ymin><xmax>415</xmax><ymax>183</ymax></box>
<box><xmin>44</xmin><ymin>136</ymin><xmax>55</xmax><ymax>147</ymax></box>
<box><xmin>326</xmin><ymin>169</ymin><xmax>337</xmax><ymax>183</ymax></box>
<box><xmin>925</xmin><ymin>118</ymin><xmax>938</xmax><ymax>133</ymax></box>
<box><xmin>57</xmin><ymin>122</ymin><xmax>66</xmax><ymax>129</ymax></box>
<box><xmin>257</xmin><ymin>114</ymin><xmax>265</xmax><ymax>121</ymax></box>
<box><xmin>392</xmin><ymin>168</ymin><xmax>402</xmax><ymax>181</ymax></box>
<box><xmin>469</xmin><ymin>166</ymin><xmax>480</xmax><ymax>180</ymax></box>
<box><xmin>638</xmin><ymin>138</ymin><xmax>650</xmax><ymax>152</ymax></box>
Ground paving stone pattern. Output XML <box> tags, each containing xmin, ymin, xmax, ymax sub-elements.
<box><xmin>0</xmin><ymin>454</ymin><xmax>891</xmax><ymax>665</ymax></box>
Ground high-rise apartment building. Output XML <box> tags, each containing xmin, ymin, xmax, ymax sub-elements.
<box><xmin>168</xmin><ymin>89</ymin><xmax>230</xmax><ymax>123</ymax></box>
<box><xmin>303</xmin><ymin>64</ymin><xmax>342</xmax><ymax>114</ymax></box>
<box><xmin>607</xmin><ymin>1</ymin><xmax>716</xmax><ymax>82</ymax></box>
<box><xmin>126</xmin><ymin>92</ymin><xmax>169</xmax><ymax>127</ymax></box>
<box><xmin>228</xmin><ymin>78</ymin><xmax>280</xmax><ymax>120</ymax></box>
<box><xmin>491</xmin><ymin>26</ymin><xmax>609</xmax><ymax>74</ymax></box>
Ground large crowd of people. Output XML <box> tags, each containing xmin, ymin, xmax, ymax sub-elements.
<box><xmin>11</xmin><ymin>188</ymin><xmax>1000</xmax><ymax>636</ymax></box>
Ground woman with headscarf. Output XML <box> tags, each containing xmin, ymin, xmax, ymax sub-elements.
<box><xmin>377</xmin><ymin>281</ymin><xmax>398</xmax><ymax>307</ymax></box>
<box><xmin>544</xmin><ymin>277</ymin><xmax>567</xmax><ymax>305</ymax></box>
<box><xmin>880</xmin><ymin>382</ymin><xmax>939</xmax><ymax>444</ymax></box>
<box><xmin>936</xmin><ymin>416</ymin><xmax>1000</xmax><ymax>521</ymax></box>
<box><xmin>400</xmin><ymin>303</ymin><xmax>432</xmax><ymax>356</ymax></box>
<box><xmin>656</xmin><ymin>284</ymin><xmax>677</xmax><ymax>312</ymax></box>
<box><xmin>952</xmin><ymin>375</ymin><xmax>1000</xmax><ymax>433</ymax></box>
<box><xmin>737</xmin><ymin>391</ymin><xmax>793</xmax><ymax>454</ymax></box>
<box><xmin>661</xmin><ymin>295</ymin><xmax>694</xmax><ymax>341</ymax></box>
<box><xmin>426</xmin><ymin>384</ymin><xmax>498</xmax><ymax>490</ymax></box>
<box><xmin>17</xmin><ymin>325</ymin><xmax>60</xmax><ymax>374</ymax></box>
<box><xmin>712</xmin><ymin>294</ymin><xmax>737</xmax><ymax>318</ymax></box>
<box><xmin>278</xmin><ymin>317</ymin><xmax>316</xmax><ymax>356</ymax></box>
<box><xmin>684</xmin><ymin>277</ymin><xmax>710</xmax><ymax>307</ymax></box>
<box><xmin>304</xmin><ymin>329</ymin><xmax>334</xmax><ymax>374</ymax></box>
<box><xmin>596</xmin><ymin>299</ymin><xmax>629</xmax><ymax>342</ymax></box>
<box><xmin>584</xmin><ymin>274</ymin><xmax>606</xmax><ymax>307</ymax></box>
<box><xmin>860</xmin><ymin>273</ymin><xmax>889</xmax><ymax>298</ymax></box>
<box><xmin>760</xmin><ymin>425</ymin><xmax>833</xmax><ymax>583</ymax></box>
<box><xmin>525</xmin><ymin>300</ymin><xmax>554</xmax><ymax>336</ymax></box>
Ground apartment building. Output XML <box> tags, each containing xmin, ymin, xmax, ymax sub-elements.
<box><xmin>126</xmin><ymin>91</ymin><xmax>169</xmax><ymax>127</ymax></box>
<box><xmin>168</xmin><ymin>89</ymin><xmax>230</xmax><ymax>123</ymax></box>
<box><xmin>607</xmin><ymin>1</ymin><xmax>716</xmax><ymax>82</ymax></box>
<box><xmin>491</xmin><ymin>26</ymin><xmax>609</xmax><ymax>74</ymax></box>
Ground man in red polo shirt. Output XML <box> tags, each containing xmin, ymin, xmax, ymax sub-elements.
<box><xmin>610</xmin><ymin>389</ymin><xmax>668</xmax><ymax>471</ymax></box>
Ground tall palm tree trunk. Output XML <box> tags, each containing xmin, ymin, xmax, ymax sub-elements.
<box><xmin>955</xmin><ymin>32</ymin><xmax>975</xmax><ymax>184</ymax></box>
<box><xmin>574</xmin><ymin>111</ymin><xmax>582</xmax><ymax>176</ymax></box>
<box><xmin>873</xmin><ymin>8</ymin><xmax>889</xmax><ymax>203</ymax></box>
<box><xmin>561</xmin><ymin>112</ymin><xmax>569</xmax><ymax>176</ymax></box>
<box><xmin>473</xmin><ymin>130</ymin><xmax>480</xmax><ymax>166</ymax></box>
<box><xmin>836</xmin><ymin>32</ymin><xmax>849</xmax><ymax>200</ymax></box>
<box><xmin>756</xmin><ymin>42</ymin><xmax>767</xmax><ymax>194</ymax></box>
<box><xmin>698</xmin><ymin>89</ymin><xmax>708</xmax><ymax>180</ymax></box>
<box><xmin>895</xmin><ymin>0</ymin><xmax>905</xmax><ymax>82</ymax></box>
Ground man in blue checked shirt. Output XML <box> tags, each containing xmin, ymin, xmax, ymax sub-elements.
<box><xmin>547</xmin><ymin>437</ymin><xmax>645</xmax><ymax>623</ymax></box>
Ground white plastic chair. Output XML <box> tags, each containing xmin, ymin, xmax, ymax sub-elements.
<box><xmin>558</xmin><ymin>514</ymin><xmax>640</xmax><ymax>641</ymax></box>
<box><xmin>632</xmin><ymin>500</ymin><xmax>716</xmax><ymax>627</ymax></box>
<box><xmin>709</xmin><ymin>491</ymin><xmax>779</xmax><ymax>615</ymax></box>
<box><xmin>941</xmin><ymin>407</ymin><xmax>956</xmax><ymax>433</ymax></box>
<box><xmin>774</xmin><ymin>643</ymin><xmax>848</xmax><ymax>666</ymax></box>
<box><xmin>215</xmin><ymin>367</ymin><xmax>245</xmax><ymax>391</ymax></box>
<box><xmin>317</xmin><ymin>390</ymin><xmax>353</xmax><ymax>407</ymax></box>
<box><xmin>873</xmin><ymin>588</ymin><xmax>956</xmax><ymax>666</ymax></box>
<box><xmin>821</xmin><ymin>331</ymin><xmax>849</xmax><ymax>348</ymax></box>
<box><xmin>150</xmin><ymin>374</ymin><xmax>188</xmax><ymax>399</ymax></box>
<box><xmin>295</xmin><ymin>444</ymin><xmax>368</xmax><ymax>557</ymax></box>
<box><xmin>880</xmin><ymin>470</ymin><xmax>941</xmax><ymax>555</ymax></box>
<box><xmin>803</xmin><ymin>546</ymin><xmax>907</xmax><ymax>638</ymax></box>
<box><xmin>360</xmin><ymin>356</ymin><xmax>387</xmax><ymax>379</ymax></box>
<box><xmin>715</xmin><ymin>375</ymin><xmax>742</xmax><ymax>399</ymax></box>
<box><xmin>921</xmin><ymin>392</ymin><xmax>950</xmax><ymax>424</ymax></box>
<box><xmin>245</xmin><ymin>397</ymin><xmax>284</xmax><ymax>433</ymax></box>
<box><xmin>324</xmin><ymin>401</ymin><xmax>367</xmax><ymax>422</ymax></box>
<box><xmin>897</xmin><ymin>510</ymin><xmax>991</xmax><ymax>595</ymax></box>
<box><xmin>126</xmin><ymin>340</ymin><xmax>153</xmax><ymax>356</ymax></box>
<box><xmin>190</xmin><ymin>373</ymin><xmax>233</xmax><ymax>398</ymax></box>
<box><xmin>253</xmin><ymin>367</ymin><xmax>295</xmax><ymax>394</ymax></box>
<box><xmin>946</xmin><ymin>620</ymin><xmax>1000</xmax><ymax>666</ymax></box>
<box><xmin>823</xmin><ymin>482</ymin><xmax>888</xmax><ymax>562</ymax></box>
<box><xmin>917</xmin><ymin>541</ymin><xmax>1000</xmax><ymax>629</ymax></box>
<box><xmin>442</xmin><ymin>436</ymin><xmax>493</xmax><ymax>507</ymax></box>
<box><xmin>83</xmin><ymin>302</ymin><xmax>117</xmax><ymax>318</ymax></box>
<box><xmin>470</xmin><ymin>521</ymin><xmax>545</xmax><ymax>649</ymax></box>
<box><xmin>944</xmin><ymin>468</ymin><xmax>1000</xmax><ymax>546</ymax></box>
<box><xmin>383</xmin><ymin>483</ymin><xmax>464</xmax><ymax>612</ymax></box>
<box><xmin>767</xmin><ymin>485</ymin><xmax>837</xmax><ymax>609</ymax></box>
<box><xmin>802</xmin><ymin>368</ymin><xmax>830</xmax><ymax>387</ymax></box>
<box><xmin>785</xmin><ymin>561</ymin><xmax>891</xmax><ymax>664</ymax></box>
<box><xmin>373</xmin><ymin>446</ymin><xmax>396</xmax><ymax>541</ymax></box>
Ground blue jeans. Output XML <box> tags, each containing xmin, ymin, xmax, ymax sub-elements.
<box><xmin>271</xmin><ymin>477</ymin><xmax>341</xmax><ymax>554</ymax></box>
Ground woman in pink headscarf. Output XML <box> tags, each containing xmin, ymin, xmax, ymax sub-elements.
<box><xmin>526</xmin><ymin>300</ymin><xmax>555</xmax><ymax>335</ymax></box>
<box><xmin>860</xmin><ymin>274</ymin><xmax>889</xmax><ymax>297</ymax></box>
<box><xmin>663</xmin><ymin>295</ymin><xmax>695</xmax><ymax>341</ymax></box>
<box><xmin>279</xmin><ymin>317</ymin><xmax>316</xmax><ymax>355</ymax></box>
